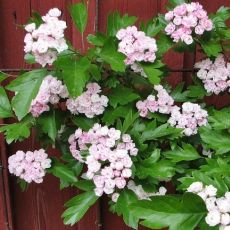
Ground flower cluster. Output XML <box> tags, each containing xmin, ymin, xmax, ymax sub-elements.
<box><xmin>168</xmin><ymin>102</ymin><xmax>208</xmax><ymax>136</ymax></box>
<box><xmin>24</xmin><ymin>8</ymin><xmax>68</xmax><ymax>66</ymax></box>
<box><xmin>188</xmin><ymin>182</ymin><xmax>230</xmax><ymax>229</ymax></box>
<box><xmin>165</xmin><ymin>2</ymin><xmax>213</xmax><ymax>44</ymax></box>
<box><xmin>136</xmin><ymin>85</ymin><xmax>174</xmax><ymax>117</ymax></box>
<box><xmin>127</xmin><ymin>180</ymin><xmax>167</xmax><ymax>200</ymax></box>
<box><xmin>195</xmin><ymin>55</ymin><xmax>230</xmax><ymax>95</ymax></box>
<box><xmin>116</xmin><ymin>26</ymin><xmax>157</xmax><ymax>76</ymax></box>
<box><xmin>30</xmin><ymin>75</ymin><xmax>68</xmax><ymax>117</ymax></box>
<box><xmin>8</xmin><ymin>149</ymin><xmax>51</xmax><ymax>183</ymax></box>
<box><xmin>68</xmin><ymin>124</ymin><xmax>138</xmax><ymax>197</ymax></box>
<box><xmin>66</xmin><ymin>83</ymin><xmax>108</xmax><ymax>118</ymax></box>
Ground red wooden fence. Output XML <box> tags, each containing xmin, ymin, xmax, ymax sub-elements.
<box><xmin>0</xmin><ymin>0</ymin><xmax>229</xmax><ymax>229</ymax></box>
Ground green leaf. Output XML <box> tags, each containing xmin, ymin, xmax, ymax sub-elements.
<box><xmin>37</xmin><ymin>110</ymin><xmax>62</xmax><ymax>142</ymax></box>
<box><xmin>107</xmin><ymin>12</ymin><xmax>137</xmax><ymax>36</ymax></box>
<box><xmin>99</xmin><ymin>38</ymin><xmax>126</xmax><ymax>72</ymax></box>
<box><xmin>24</xmin><ymin>53</ymin><xmax>35</xmax><ymax>64</ymax></box>
<box><xmin>87</xmin><ymin>33</ymin><xmax>106</xmax><ymax>46</ymax></box>
<box><xmin>72</xmin><ymin>116</ymin><xmax>96</xmax><ymax>131</ymax></box>
<box><xmin>0</xmin><ymin>87</ymin><xmax>13</xmax><ymax>118</ymax></box>
<box><xmin>208</xmin><ymin>108</ymin><xmax>230</xmax><ymax>130</ymax></box>
<box><xmin>74</xmin><ymin>180</ymin><xmax>95</xmax><ymax>191</ymax></box>
<box><xmin>140</xmin><ymin>63</ymin><xmax>163</xmax><ymax>84</ymax></box>
<box><xmin>102</xmin><ymin>106</ymin><xmax>131</xmax><ymax>125</ymax></box>
<box><xmin>130</xmin><ymin>193</ymin><xmax>206</xmax><ymax>230</ymax></box>
<box><xmin>48</xmin><ymin>159</ymin><xmax>78</xmax><ymax>184</ymax></box>
<box><xmin>141</xmin><ymin>124</ymin><xmax>182</xmax><ymax>142</ymax></box>
<box><xmin>171</xmin><ymin>83</ymin><xmax>189</xmax><ymax>102</ymax></box>
<box><xmin>0</xmin><ymin>116</ymin><xmax>34</xmax><ymax>144</ymax></box>
<box><xmin>6</xmin><ymin>69</ymin><xmax>47</xmax><ymax>120</ymax></box>
<box><xmin>54</xmin><ymin>56</ymin><xmax>90</xmax><ymax>97</ymax></box>
<box><xmin>0</xmin><ymin>72</ymin><xmax>7</xmax><ymax>83</ymax></box>
<box><xmin>200</xmin><ymin>127</ymin><xmax>230</xmax><ymax>154</ymax></box>
<box><xmin>116</xmin><ymin>190</ymin><xmax>139</xmax><ymax>229</ymax></box>
<box><xmin>69</xmin><ymin>2</ymin><xmax>88</xmax><ymax>34</ymax></box>
<box><xmin>200</xmin><ymin>40</ymin><xmax>222</xmax><ymax>57</ymax></box>
<box><xmin>164</xmin><ymin>143</ymin><xmax>201</xmax><ymax>162</ymax></box>
<box><xmin>122</xmin><ymin>110</ymin><xmax>139</xmax><ymax>133</ymax></box>
<box><xmin>156</xmin><ymin>33</ymin><xmax>174</xmax><ymax>56</ymax></box>
<box><xmin>88</xmin><ymin>64</ymin><xmax>101</xmax><ymax>81</ymax></box>
<box><xmin>136</xmin><ymin>159</ymin><xmax>176</xmax><ymax>180</ymax></box>
<box><xmin>62</xmin><ymin>191</ymin><xmax>98</xmax><ymax>226</ymax></box>
<box><xmin>168</xmin><ymin>0</ymin><xmax>185</xmax><ymax>7</ymax></box>
<box><xmin>108</xmin><ymin>86</ymin><xmax>139</xmax><ymax>108</ymax></box>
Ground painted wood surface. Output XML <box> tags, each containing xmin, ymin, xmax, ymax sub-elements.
<box><xmin>0</xmin><ymin>0</ymin><xmax>229</xmax><ymax>229</ymax></box>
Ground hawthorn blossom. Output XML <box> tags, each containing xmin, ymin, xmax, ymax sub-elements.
<box><xmin>68</xmin><ymin>124</ymin><xmax>138</xmax><ymax>198</ymax></box>
<box><xmin>168</xmin><ymin>102</ymin><xmax>208</xmax><ymax>136</ymax></box>
<box><xmin>24</xmin><ymin>8</ymin><xmax>68</xmax><ymax>66</ymax></box>
<box><xmin>116</xmin><ymin>26</ymin><xmax>157</xmax><ymax>76</ymax></box>
<box><xmin>136</xmin><ymin>85</ymin><xmax>174</xmax><ymax>117</ymax></box>
<box><xmin>165</xmin><ymin>2</ymin><xmax>213</xmax><ymax>44</ymax></box>
<box><xmin>30</xmin><ymin>75</ymin><xmax>68</xmax><ymax>117</ymax></box>
<box><xmin>66</xmin><ymin>83</ymin><xmax>108</xmax><ymax>118</ymax></box>
<box><xmin>8</xmin><ymin>149</ymin><xmax>51</xmax><ymax>183</ymax></box>
<box><xmin>187</xmin><ymin>182</ymin><xmax>230</xmax><ymax>229</ymax></box>
<box><xmin>195</xmin><ymin>55</ymin><xmax>230</xmax><ymax>95</ymax></box>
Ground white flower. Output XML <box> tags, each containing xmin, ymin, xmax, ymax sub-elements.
<box><xmin>48</xmin><ymin>8</ymin><xmax>62</xmax><ymax>17</ymax></box>
<box><xmin>221</xmin><ymin>213</ymin><xmax>230</xmax><ymax>225</ymax></box>
<box><xmin>187</xmin><ymin>182</ymin><xmax>203</xmax><ymax>193</ymax></box>
<box><xmin>216</xmin><ymin>198</ymin><xmax>230</xmax><ymax>213</ymax></box>
<box><xmin>205</xmin><ymin>210</ymin><xmax>221</xmax><ymax>226</ymax></box>
<box><xmin>112</xmin><ymin>193</ymin><xmax>120</xmax><ymax>203</ymax></box>
<box><xmin>25</xmin><ymin>23</ymin><xmax>36</xmax><ymax>32</ymax></box>
<box><xmin>205</xmin><ymin>185</ymin><xmax>217</xmax><ymax>197</ymax></box>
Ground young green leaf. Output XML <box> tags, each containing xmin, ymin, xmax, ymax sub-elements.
<box><xmin>62</xmin><ymin>191</ymin><xmax>98</xmax><ymax>226</ymax></box>
<box><xmin>0</xmin><ymin>116</ymin><xmax>34</xmax><ymax>144</ymax></box>
<box><xmin>69</xmin><ymin>2</ymin><xmax>88</xmax><ymax>34</ymax></box>
<box><xmin>6</xmin><ymin>69</ymin><xmax>47</xmax><ymax>120</ymax></box>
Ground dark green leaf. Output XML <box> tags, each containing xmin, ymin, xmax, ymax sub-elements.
<box><xmin>0</xmin><ymin>87</ymin><xmax>13</xmax><ymax>118</ymax></box>
<box><xmin>108</xmin><ymin>86</ymin><xmax>139</xmax><ymax>108</ymax></box>
<box><xmin>37</xmin><ymin>110</ymin><xmax>62</xmax><ymax>142</ymax></box>
<box><xmin>99</xmin><ymin>38</ymin><xmax>126</xmax><ymax>72</ymax></box>
<box><xmin>130</xmin><ymin>193</ymin><xmax>206</xmax><ymax>230</ymax></box>
<box><xmin>164</xmin><ymin>143</ymin><xmax>201</xmax><ymax>162</ymax></box>
<box><xmin>116</xmin><ymin>190</ymin><xmax>139</xmax><ymax>229</ymax></box>
<box><xmin>200</xmin><ymin>40</ymin><xmax>222</xmax><ymax>57</ymax></box>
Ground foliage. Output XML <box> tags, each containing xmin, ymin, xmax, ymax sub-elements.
<box><xmin>1</xmin><ymin>1</ymin><xmax>230</xmax><ymax>230</ymax></box>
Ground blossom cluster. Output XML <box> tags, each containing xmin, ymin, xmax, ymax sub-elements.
<box><xmin>8</xmin><ymin>149</ymin><xmax>51</xmax><ymax>184</ymax></box>
<box><xmin>24</xmin><ymin>8</ymin><xmax>68</xmax><ymax>66</ymax></box>
<box><xmin>195</xmin><ymin>55</ymin><xmax>230</xmax><ymax>95</ymax></box>
<box><xmin>116</xmin><ymin>26</ymin><xmax>157</xmax><ymax>77</ymax></box>
<box><xmin>136</xmin><ymin>85</ymin><xmax>174</xmax><ymax>117</ymax></box>
<box><xmin>168</xmin><ymin>102</ymin><xmax>208</xmax><ymax>136</ymax></box>
<box><xmin>165</xmin><ymin>2</ymin><xmax>213</xmax><ymax>44</ymax></box>
<box><xmin>68</xmin><ymin>124</ymin><xmax>138</xmax><ymax>198</ymax></box>
<box><xmin>66</xmin><ymin>83</ymin><xmax>108</xmax><ymax>118</ymax></box>
<box><xmin>127</xmin><ymin>180</ymin><xmax>167</xmax><ymax>200</ymax></box>
<box><xmin>30</xmin><ymin>75</ymin><xmax>68</xmax><ymax>117</ymax></box>
<box><xmin>188</xmin><ymin>182</ymin><xmax>230</xmax><ymax>229</ymax></box>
